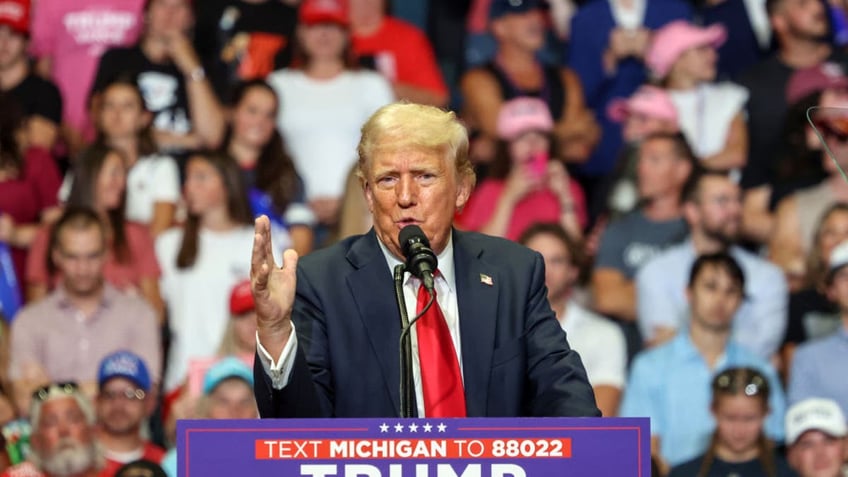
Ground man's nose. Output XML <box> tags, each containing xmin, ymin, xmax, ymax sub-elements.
<box><xmin>396</xmin><ymin>176</ymin><xmax>417</xmax><ymax>207</ymax></box>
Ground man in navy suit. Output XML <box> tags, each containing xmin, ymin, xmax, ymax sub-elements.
<box><xmin>250</xmin><ymin>102</ymin><xmax>600</xmax><ymax>418</ymax></box>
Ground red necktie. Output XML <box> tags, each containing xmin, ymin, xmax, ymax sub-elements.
<box><xmin>416</xmin><ymin>279</ymin><xmax>466</xmax><ymax>417</ymax></box>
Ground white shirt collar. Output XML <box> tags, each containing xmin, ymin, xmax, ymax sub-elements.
<box><xmin>377</xmin><ymin>231</ymin><xmax>456</xmax><ymax>293</ymax></box>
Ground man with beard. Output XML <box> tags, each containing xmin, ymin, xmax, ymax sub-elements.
<box><xmin>94</xmin><ymin>352</ymin><xmax>163</xmax><ymax>475</ymax></box>
<box><xmin>2</xmin><ymin>382</ymin><xmax>106</xmax><ymax>477</ymax></box>
<box><xmin>622</xmin><ymin>253</ymin><xmax>786</xmax><ymax>473</ymax></box>
<box><xmin>8</xmin><ymin>208</ymin><xmax>161</xmax><ymax>416</ymax></box>
<box><xmin>636</xmin><ymin>171</ymin><xmax>788</xmax><ymax>359</ymax></box>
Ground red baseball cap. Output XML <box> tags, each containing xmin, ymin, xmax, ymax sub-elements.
<box><xmin>299</xmin><ymin>0</ymin><xmax>348</xmax><ymax>26</ymax></box>
<box><xmin>0</xmin><ymin>0</ymin><xmax>29</xmax><ymax>36</ymax></box>
<box><xmin>786</xmin><ymin>62</ymin><xmax>848</xmax><ymax>105</ymax></box>
<box><xmin>229</xmin><ymin>280</ymin><xmax>255</xmax><ymax>315</ymax></box>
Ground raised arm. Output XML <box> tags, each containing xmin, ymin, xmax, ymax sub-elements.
<box><xmin>252</xmin><ymin>216</ymin><xmax>298</xmax><ymax>359</ymax></box>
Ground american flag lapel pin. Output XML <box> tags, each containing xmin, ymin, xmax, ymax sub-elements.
<box><xmin>480</xmin><ymin>273</ymin><xmax>493</xmax><ymax>286</ymax></box>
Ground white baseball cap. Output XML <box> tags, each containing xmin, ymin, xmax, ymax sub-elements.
<box><xmin>785</xmin><ymin>398</ymin><xmax>847</xmax><ymax>446</ymax></box>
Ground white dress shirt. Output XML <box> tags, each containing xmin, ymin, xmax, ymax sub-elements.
<box><xmin>257</xmin><ymin>235</ymin><xmax>463</xmax><ymax>417</ymax></box>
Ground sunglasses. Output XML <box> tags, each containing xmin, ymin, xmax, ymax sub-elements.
<box><xmin>813</xmin><ymin>117</ymin><xmax>848</xmax><ymax>143</ymax></box>
<box><xmin>100</xmin><ymin>388</ymin><xmax>146</xmax><ymax>401</ymax></box>
<box><xmin>32</xmin><ymin>381</ymin><xmax>80</xmax><ymax>403</ymax></box>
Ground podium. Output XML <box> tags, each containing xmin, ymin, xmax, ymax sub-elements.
<box><xmin>177</xmin><ymin>417</ymin><xmax>650</xmax><ymax>476</ymax></box>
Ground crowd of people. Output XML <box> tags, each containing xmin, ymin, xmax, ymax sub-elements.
<box><xmin>0</xmin><ymin>0</ymin><xmax>847</xmax><ymax>475</ymax></box>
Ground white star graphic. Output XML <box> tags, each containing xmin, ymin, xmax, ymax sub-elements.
<box><xmin>422</xmin><ymin>423</ymin><xmax>433</xmax><ymax>432</ymax></box>
<box><xmin>379</xmin><ymin>423</ymin><xmax>389</xmax><ymax>433</ymax></box>
<box><xmin>408</xmin><ymin>423</ymin><xmax>419</xmax><ymax>432</ymax></box>
<box><xmin>394</xmin><ymin>423</ymin><xmax>405</xmax><ymax>433</ymax></box>
<box><xmin>437</xmin><ymin>423</ymin><xmax>447</xmax><ymax>433</ymax></box>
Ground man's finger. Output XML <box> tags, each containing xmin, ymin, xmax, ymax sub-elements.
<box><xmin>282</xmin><ymin>249</ymin><xmax>299</xmax><ymax>272</ymax></box>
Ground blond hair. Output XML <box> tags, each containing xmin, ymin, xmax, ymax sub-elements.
<box><xmin>356</xmin><ymin>102</ymin><xmax>476</xmax><ymax>189</ymax></box>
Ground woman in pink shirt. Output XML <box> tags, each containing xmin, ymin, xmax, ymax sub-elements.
<box><xmin>456</xmin><ymin>96</ymin><xmax>587</xmax><ymax>241</ymax></box>
<box><xmin>25</xmin><ymin>145</ymin><xmax>163</xmax><ymax>318</ymax></box>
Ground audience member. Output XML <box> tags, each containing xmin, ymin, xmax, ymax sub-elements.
<box><xmin>668</xmin><ymin>368</ymin><xmax>795</xmax><ymax>477</ymax></box>
<box><xmin>155</xmin><ymin>151</ymin><xmax>287</xmax><ymax>396</ymax></box>
<box><xmin>349</xmin><ymin>0</ymin><xmax>449</xmax><ymax>107</ymax></box>
<box><xmin>637</xmin><ymin>171</ymin><xmax>787</xmax><ymax>358</ymax></box>
<box><xmin>95</xmin><ymin>352</ymin><xmax>163</xmax><ymax>476</ymax></box>
<box><xmin>738</xmin><ymin>0</ymin><xmax>846</xmax><ymax>224</ymax></box>
<box><xmin>26</xmin><ymin>146</ymin><xmax>163</xmax><ymax>319</ymax></box>
<box><xmin>0</xmin><ymin>0</ymin><xmax>62</xmax><ymax>150</ymax></box>
<box><xmin>592</xmin><ymin>132</ymin><xmax>692</xmax><ymax>328</ymax></box>
<box><xmin>520</xmin><ymin>223</ymin><xmax>626</xmax><ymax>417</ymax></box>
<box><xmin>788</xmin><ymin>238</ymin><xmax>848</xmax><ymax>416</ymax></box>
<box><xmin>603</xmin><ymin>85</ymin><xmax>680</xmax><ymax>218</ymax></box>
<box><xmin>783</xmin><ymin>203</ymin><xmax>848</xmax><ymax>365</ymax></box>
<box><xmin>462</xmin><ymin>0</ymin><xmax>598</xmax><ymax>165</ymax></box>
<box><xmin>770</xmin><ymin>89</ymin><xmax>848</xmax><ymax>285</ymax></box>
<box><xmin>646</xmin><ymin>21</ymin><xmax>748</xmax><ymax>171</ymax></box>
<box><xmin>741</xmin><ymin>62</ymin><xmax>843</xmax><ymax>246</ymax></box>
<box><xmin>622</xmin><ymin>253</ymin><xmax>786</xmax><ymax>471</ymax></box>
<box><xmin>0</xmin><ymin>95</ymin><xmax>61</xmax><ymax>304</ymax></box>
<box><xmin>30</xmin><ymin>0</ymin><xmax>144</xmax><ymax>157</ymax></box>
<box><xmin>698</xmin><ymin>0</ymin><xmax>771</xmax><ymax>79</ymax></box>
<box><xmin>9</xmin><ymin>208</ymin><xmax>161</xmax><ymax>415</ymax></box>
<box><xmin>785</xmin><ymin>398</ymin><xmax>847</xmax><ymax>477</ymax></box>
<box><xmin>1</xmin><ymin>382</ymin><xmax>105</xmax><ymax>477</ymax></box>
<box><xmin>566</xmin><ymin>0</ymin><xmax>690</xmax><ymax>204</ymax></box>
<box><xmin>455</xmin><ymin>97</ymin><xmax>587</xmax><ymax>240</ymax></box>
<box><xmin>162</xmin><ymin>279</ymin><xmax>257</xmax><ymax>437</ymax></box>
<box><xmin>194</xmin><ymin>0</ymin><xmax>298</xmax><ymax>100</ymax></box>
<box><xmin>160</xmin><ymin>357</ymin><xmax>256</xmax><ymax>477</ymax></box>
<box><xmin>223</xmin><ymin>80</ymin><xmax>314</xmax><ymax>256</ymax></box>
<box><xmin>91</xmin><ymin>0</ymin><xmax>225</xmax><ymax>153</ymax></box>
<box><xmin>266</xmin><ymin>0</ymin><xmax>393</xmax><ymax>243</ymax></box>
<box><xmin>93</xmin><ymin>75</ymin><xmax>179</xmax><ymax>238</ymax></box>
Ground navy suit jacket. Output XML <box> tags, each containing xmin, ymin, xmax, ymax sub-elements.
<box><xmin>254</xmin><ymin>229</ymin><xmax>600</xmax><ymax>418</ymax></box>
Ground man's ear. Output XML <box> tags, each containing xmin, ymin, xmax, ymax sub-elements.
<box><xmin>455</xmin><ymin>173</ymin><xmax>474</xmax><ymax>212</ymax></box>
<box><xmin>364</xmin><ymin>181</ymin><xmax>375</xmax><ymax>214</ymax></box>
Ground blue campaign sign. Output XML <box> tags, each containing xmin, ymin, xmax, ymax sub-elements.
<box><xmin>177</xmin><ymin>417</ymin><xmax>650</xmax><ymax>476</ymax></box>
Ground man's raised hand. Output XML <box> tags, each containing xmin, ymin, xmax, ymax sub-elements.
<box><xmin>251</xmin><ymin>216</ymin><xmax>298</xmax><ymax>359</ymax></box>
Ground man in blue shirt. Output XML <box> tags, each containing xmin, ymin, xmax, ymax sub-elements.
<box><xmin>788</xmin><ymin>240</ymin><xmax>848</xmax><ymax>416</ymax></box>
<box><xmin>621</xmin><ymin>252</ymin><xmax>786</xmax><ymax>472</ymax></box>
<box><xmin>636</xmin><ymin>170</ymin><xmax>787</xmax><ymax>358</ymax></box>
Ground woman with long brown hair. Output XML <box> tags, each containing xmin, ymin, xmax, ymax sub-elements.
<box><xmin>26</xmin><ymin>145</ymin><xmax>162</xmax><ymax>316</ymax></box>
<box><xmin>668</xmin><ymin>367</ymin><xmax>794</xmax><ymax>477</ymax></box>
<box><xmin>223</xmin><ymin>79</ymin><xmax>314</xmax><ymax>255</ymax></box>
<box><xmin>155</xmin><ymin>150</ymin><xmax>289</xmax><ymax>396</ymax></box>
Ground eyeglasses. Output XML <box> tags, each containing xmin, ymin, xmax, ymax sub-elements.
<box><xmin>32</xmin><ymin>381</ymin><xmax>79</xmax><ymax>403</ymax></box>
<box><xmin>714</xmin><ymin>368</ymin><xmax>769</xmax><ymax>397</ymax></box>
<box><xmin>100</xmin><ymin>388</ymin><xmax>146</xmax><ymax>401</ymax></box>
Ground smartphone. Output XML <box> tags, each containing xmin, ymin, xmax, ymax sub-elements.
<box><xmin>528</xmin><ymin>151</ymin><xmax>549</xmax><ymax>178</ymax></box>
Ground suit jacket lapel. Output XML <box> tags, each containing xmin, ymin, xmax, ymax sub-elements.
<box><xmin>453</xmin><ymin>230</ymin><xmax>499</xmax><ymax>417</ymax></box>
<box><xmin>345</xmin><ymin>230</ymin><xmax>402</xmax><ymax>416</ymax></box>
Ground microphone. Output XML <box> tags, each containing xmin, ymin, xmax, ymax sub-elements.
<box><xmin>399</xmin><ymin>225</ymin><xmax>437</xmax><ymax>292</ymax></box>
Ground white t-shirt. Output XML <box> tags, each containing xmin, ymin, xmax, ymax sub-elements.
<box><xmin>125</xmin><ymin>154</ymin><xmax>181</xmax><ymax>224</ymax></box>
<box><xmin>266</xmin><ymin>69</ymin><xmax>394</xmax><ymax>200</ymax></box>
<box><xmin>669</xmin><ymin>82</ymin><xmax>749</xmax><ymax>159</ymax></box>
<box><xmin>560</xmin><ymin>300</ymin><xmax>627</xmax><ymax>389</ymax></box>
<box><xmin>57</xmin><ymin>153</ymin><xmax>181</xmax><ymax>226</ymax></box>
<box><xmin>156</xmin><ymin>224</ymin><xmax>288</xmax><ymax>392</ymax></box>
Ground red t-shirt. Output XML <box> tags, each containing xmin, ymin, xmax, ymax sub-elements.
<box><xmin>101</xmin><ymin>441</ymin><xmax>166</xmax><ymax>476</ymax></box>
<box><xmin>0</xmin><ymin>148</ymin><xmax>61</xmax><ymax>293</ymax></box>
<box><xmin>456</xmin><ymin>178</ymin><xmax>588</xmax><ymax>241</ymax></box>
<box><xmin>26</xmin><ymin>221</ymin><xmax>161</xmax><ymax>292</ymax></box>
<box><xmin>351</xmin><ymin>17</ymin><xmax>448</xmax><ymax>98</ymax></box>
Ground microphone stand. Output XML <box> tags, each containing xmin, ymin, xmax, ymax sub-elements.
<box><xmin>394</xmin><ymin>264</ymin><xmax>436</xmax><ymax>418</ymax></box>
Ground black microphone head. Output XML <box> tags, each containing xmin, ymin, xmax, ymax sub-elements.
<box><xmin>399</xmin><ymin>225</ymin><xmax>429</xmax><ymax>258</ymax></box>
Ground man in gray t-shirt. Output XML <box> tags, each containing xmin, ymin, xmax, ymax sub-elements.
<box><xmin>591</xmin><ymin>133</ymin><xmax>693</xmax><ymax>357</ymax></box>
